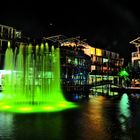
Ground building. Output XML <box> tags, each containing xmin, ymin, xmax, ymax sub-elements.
<box><xmin>0</xmin><ymin>24</ymin><xmax>15</xmax><ymax>69</ymax></box>
<box><xmin>130</xmin><ymin>37</ymin><xmax>140</xmax><ymax>65</ymax></box>
<box><xmin>0</xmin><ymin>24</ymin><xmax>124</xmax><ymax>98</ymax></box>
<box><xmin>129</xmin><ymin>37</ymin><xmax>140</xmax><ymax>86</ymax></box>
<box><xmin>0</xmin><ymin>24</ymin><xmax>22</xmax><ymax>47</ymax></box>
<box><xmin>86</xmin><ymin>45</ymin><xmax>124</xmax><ymax>95</ymax></box>
<box><xmin>85</xmin><ymin>45</ymin><xmax>124</xmax><ymax>85</ymax></box>
<box><xmin>44</xmin><ymin>35</ymin><xmax>124</xmax><ymax>97</ymax></box>
<box><xmin>0</xmin><ymin>24</ymin><xmax>30</xmax><ymax>69</ymax></box>
<box><xmin>44</xmin><ymin>35</ymin><xmax>91</xmax><ymax>99</ymax></box>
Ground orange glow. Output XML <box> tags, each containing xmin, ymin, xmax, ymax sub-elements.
<box><xmin>84</xmin><ymin>47</ymin><xmax>91</xmax><ymax>56</ymax></box>
<box><xmin>103</xmin><ymin>67</ymin><xmax>108</xmax><ymax>70</ymax></box>
<box><xmin>83</xmin><ymin>45</ymin><xmax>95</xmax><ymax>56</ymax></box>
<box><xmin>61</xmin><ymin>42</ymin><xmax>76</xmax><ymax>47</ymax></box>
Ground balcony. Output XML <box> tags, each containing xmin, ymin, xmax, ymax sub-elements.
<box><xmin>132</xmin><ymin>52</ymin><xmax>140</xmax><ymax>62</ymax></box>
<box><xmin>132</xmin><ymin>52</ymin><xmax>139</xmax><ymax>57</ymax></box>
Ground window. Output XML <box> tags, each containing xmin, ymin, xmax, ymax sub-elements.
<box><xmin>96</xmin><ymin>48</ymin><xmax>102</xmax><ymax>56</ymax></box>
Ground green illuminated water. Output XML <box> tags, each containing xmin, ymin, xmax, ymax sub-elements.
<box><xmin>0</xmin><ymin>42</ymin><xmax>76</xmax><ymax>113</ymax></box>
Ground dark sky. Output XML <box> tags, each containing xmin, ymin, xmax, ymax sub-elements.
<box><xmin>0</xmin><ymin>0</ymin><xmax>140</xmax><ymax>64</ymax></box>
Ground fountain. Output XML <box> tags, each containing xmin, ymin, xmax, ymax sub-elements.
<box><xmin>0</xmin><ymin>42</ymin><xmax>77</xmax><ymax>113</ymax></box>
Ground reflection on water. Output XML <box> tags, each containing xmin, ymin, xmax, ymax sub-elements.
<box><xmin>1</xmin><ymin>94</ymin><xmax>140</xmax><ymax>140</ymax></box>
<box><xmin>119</xmin><ymin>93</ymin><xmax>130</xmax><ymax>118</ymax></box>
<box><xmin>119</xmin><ymin>93</ymin><xmax>131</xmax><ymax>132</ymax></box>
<box><xmin>83</xmin><ymin>96</ymin><xmax>111</xmax><ymax>140</ymax></box>
<box><xmin>0</xmin><ymin>113</ymin><xmax>13</xmax><ymax>140</ymax></box>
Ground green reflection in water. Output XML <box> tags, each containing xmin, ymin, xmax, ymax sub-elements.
<box><xmin>119</xmin><ymin>93</ymin><xmax>130</xmax><ymax>131</ymax></box>
<box><xmin>119</xmin><ymin>93</ymin><xmax>130</xmax><ymax>118</ymax></box>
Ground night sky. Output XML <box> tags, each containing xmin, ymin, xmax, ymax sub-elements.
<box><xmin>0</xmin><ymin>0</ymin><xmax>140</xmax><ymax>64</ymax></box>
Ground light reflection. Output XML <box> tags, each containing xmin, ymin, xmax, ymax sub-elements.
<box><xmin>87</xmin><ymin>96</ymin><xmax>110</xmax><ymax>139</ymax></box>
<box><xmin>0</xmin><ymin>113</ymin><xmax>13</xmax><ymax>139</ymax></box>
<box><xmin>118</xmin><ymin>93</ymin><xmax>131</xmax><ymax>132</ymax></box>
<box><xmin>119</xmin><ymin>94</ymin><xmax>130</xmax><ymax>117</ymax></box>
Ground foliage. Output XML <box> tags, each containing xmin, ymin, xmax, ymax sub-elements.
<box><xmin>118</xmin><ymin>69</ymin><xmax>129</xmax><ymax>78</ymax></box>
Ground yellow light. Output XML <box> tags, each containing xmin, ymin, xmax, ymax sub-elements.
<box><xmin>84</xmin><ymin>48</ymin><xmax>90</xmax><ymax>56</ymax></box>
<box><xmin>0</xmin><ymin>102</ymin><xmax>4</xmax><ymax>105</ymax></box>
<box><xmin>8</xmin><ymin>41</ymin><xmax>10</xmax><ymax>48</ymax></box>
<box><xmin>18</xmin><ymin>107</ymin><xmax>32</xmax><ymax>111</ymax></box>
<box><xmin>43</xmin><ymin>106</ymin><xmax>54</xmax><ymax>110</ymax></box>
<box><xmin>58</xmin><ymin>103</ymin><xmax>67</xmax><ymax>107</ymax></box>
<box><xmin>90</xmin><ymin>47</ymin><xmax>95</xmax><ymax>55</ymax></box>
<box><xmin>2</xmin><ymin>105</ymin><xmax>12</xmax><ymax>109</ymax></box>
<box><xmin>96</xmin><ymin>48</ymin><xmax>102</xmax><ymax>56</ymax></box>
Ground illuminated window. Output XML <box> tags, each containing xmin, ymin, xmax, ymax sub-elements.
<box><xmin>103</xmin><ymin>58</ymin><xmax>108</xmax><ymax>63</ymax></box>
<box><xmin>68</xmin><ymin>58</ymin><xmax>71</xmax><ymax>63</ymax></box>
<box><xmin>96</xmin><ymin>48</ymin><xmax>102</xmax><ymax>56</ymax></box>
<box><xmin>91</xmin><ymin>65</ymin><xmax>96</xmax><ymax>70</ymax></box>
<box><xmin>90</xmin><ymin>47</ymin><xmax>95</xmax><ymax>55</ymax></box>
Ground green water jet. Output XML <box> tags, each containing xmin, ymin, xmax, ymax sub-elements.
<box><xmin>0</xmin><ymin>42</ymin><xmax>77</xmax><ymax>113</ymax></box>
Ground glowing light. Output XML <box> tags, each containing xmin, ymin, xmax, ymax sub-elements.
<box><xmin>61</xmin><ymin>42</ymin><xmax>76</xmax><ymax>47</ymax></box>
<box><xmin>0</xmin><ymin>102</ymin><xmax>4</xmax><ymax>105</ymax></box>
<box><xmin>18</xmin><ymin>107</ymin><xmax>32</xmax><ymax>111</ymax></box>
<box><xmin>91</xmin><ymin>65</ymin><xmax>96</xmax><ymax>70</ymax></box>
<box><xmin>119</xmin><ymin>94</ymin><xmax>130</xmax><ymax>131</ymax></box>
<box><xmin>0</xmin><ymin>102</ymin><xmax>77</xmax><ymax>113</ymax></box>
<box><xmin>84</xmin><ymin>46</ymin><xmax>91</xmax><ymax>56</ymax></box>
<box><xmin>8</xmin><ymin>41</ymin><xmax>10</xmax><ymax>48</ymax></box>
<box><xmin>2</xmin><ymin>105</ymin><xmax>12</xmax><ymax>109</ymax></box>
<box><xmin>90</xmin><ymin>47</ymin><xmax>95</xmax><ymax>55</ymax></box>
<box><xmin>0</xmin><ymin>43</ymin><xmax>77</xmax><ymax>113</ymax></box>
<box><xmin>58</xmin><ymin>103</ymin><xmax>67</xmax><ymax>107</ymax></box>
<box><xmin>119</xmin><ymin>69</ymin><xmax>129</xmax><ymax>77</ymax></box>
<box><xmin>96</xmin><ymin>48</ymin><xmax>102</xmax><ymax>56</ymax></box>
<box><xmin>43</xmin><ymin>106</ymin><xmax>54</xmax><ymax>110</ymax></box>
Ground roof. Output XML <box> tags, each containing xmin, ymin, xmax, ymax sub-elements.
<box><xmin>130</xmin><ymin>37</ymin><xmax>140</xmax><ymax>47</ymax></box>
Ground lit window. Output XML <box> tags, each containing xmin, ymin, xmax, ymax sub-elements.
<box><xmin>68</xmin><ymin>58</ymin><xmax>71</xmax><ymax>63</ymax></box>
<box><xmin>103</xmin><ymin>58</ymin><xmax>108</xmax><ymax>63</ymax></box>
<box><xmin>91</xmin><ymin>65</ymin><xmax>96</xmax><ymax>70</ymax></box>
<box><xmin>96</xmin><ymin>48</ymin><xmax>102</xmax><ymax>56</ymax></box>
<box><xmin>90</xmin><ymin>47</ymin><xmax>95</xmax><ymax>55</ymax></box>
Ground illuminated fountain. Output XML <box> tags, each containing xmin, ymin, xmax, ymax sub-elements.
<box><xmin>0</xmin><ymin>42</ymin><xmax>76</xmax><ymax>113</ymax></box>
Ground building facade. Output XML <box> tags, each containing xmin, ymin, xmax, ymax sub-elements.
<box><xmin>44</xmin><ymin>35</ymin><xmax>124</xmax><ymax>97</ymax></box>
<box><xmin>130</xmin><ymin>37</ymin><xmax>140</xmax><ymax>65</ymax></box>
<box><xmin>85</xmin><ymin>45</ymin><xmax>124</xmax><ymax>85</ymax></box>
<box><xmin>0</xmin><ymin>24</ymin><xmax>124</xmax><ymax>98</ymax></box>
<box><xmin>44</xmin><ymin>35</ymin><xmax>92</xmax><ymax>99</ymax></box>
<box><xmin>129</xmin><ymin>37</ymin><xmax>140</xmax><ymax>87</ymax></box>
<box><xmin>0</xmin><ymin>24</ymin><xmax>23</xmax><ymax>69</ymax></box>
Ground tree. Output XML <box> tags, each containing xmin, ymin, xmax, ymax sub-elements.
<box><xmin>118</xmin><ymin>68</ymin><xmax>130</xmax><ymax>87</ymax></box>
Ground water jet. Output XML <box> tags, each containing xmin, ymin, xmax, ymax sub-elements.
<box><xmin>0</xmin><ymin>42</ymin><xmax>77</xmax><ymax>113</ymax></box>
